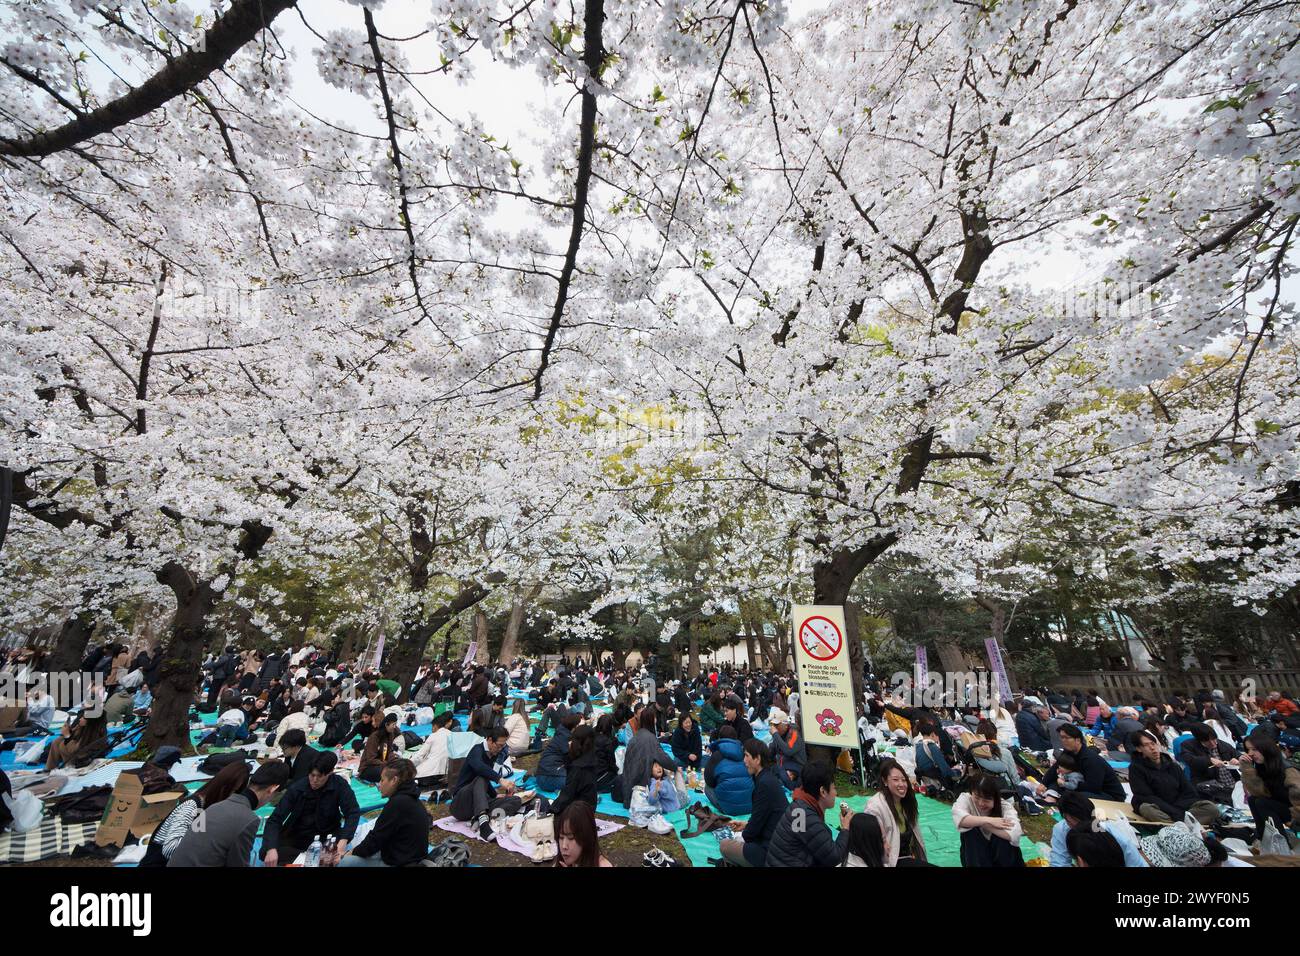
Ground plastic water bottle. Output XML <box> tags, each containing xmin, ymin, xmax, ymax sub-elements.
<box><xmin>305</xmin><ymin>835</ymin><xmax>322</xmax><ymax>868</ymax></box>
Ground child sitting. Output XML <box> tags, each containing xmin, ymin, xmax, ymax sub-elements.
<box><xmin>645</xmin><ymin>761</ymin><xmax>683</xmax><ymax>815</ymax></box>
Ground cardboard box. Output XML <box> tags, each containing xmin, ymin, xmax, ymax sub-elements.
<box><xmin>96</xmin><ymin>770</ymin><xmax>186</xmax><ymax>847</ymax></box>
<box><xmin>0</xmin><ymin>706</ymin><xmax>25</xmax><ymax>732</ymax></box>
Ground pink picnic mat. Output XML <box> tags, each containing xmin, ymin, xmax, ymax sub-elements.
<box><xmin>432</xmin><ymin>814</ymin><xmax>623</xmax><ymax>859</ymax></box>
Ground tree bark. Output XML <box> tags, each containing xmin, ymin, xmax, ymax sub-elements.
<box><xmin>742</xmin><ymin>622</ymin><xmax>759</xmax><ymax>671</ymax></box>
<box><xmin>0</xmin><ymin>0</ymin><xmax>300</xmax><ymax>158</ymax></box>
<box><xmin>686</xmin><ymin>621</ymin><xmax>701</xmax><ymax>678</ymax></box>
<box><xmin>139</xmin><ymin>562</ymin><xmax>219</xmax><ymax>754</ymax></box>
<box><xmin>45</xmin><ymin>611</ymin><xmax>96</xmax><ymax>675</ymax></box>
<box><xmin>385</xmin><ymin>575</ymin><xmax>502</xmax><ymax>688</ymax></box>
<box><xmin>474</xmin><ymin>609</ymin><xmax>490</xmax><ymax>665</ymax></box>
<box><xmin>498</xmin><ymin>583</ymin><xmax>541</xmax><ymax>664</ymax></box>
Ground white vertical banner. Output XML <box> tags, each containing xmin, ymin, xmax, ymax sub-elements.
<box><xmin>791</xmin><ymin>605</ymin><xmax>861</xmax><ymax>751</ymax></box>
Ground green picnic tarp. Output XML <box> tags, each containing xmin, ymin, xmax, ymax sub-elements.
<box><xmin>671</xmin><ymin>793</ymin><xmax>1043</xmax><ymax>868</ymax></box>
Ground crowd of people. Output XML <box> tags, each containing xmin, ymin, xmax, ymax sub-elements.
<box><xmin>2</xmin><ymin>638</ymin><xmax>1299</xmax><ymax>869</ymax></box>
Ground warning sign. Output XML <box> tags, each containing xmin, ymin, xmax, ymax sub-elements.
<box><xmin>798</xmin><ymin>615</ymin><xmax>843</xmax><ymax>661</ymax></box>
<box><xmin>791</xmin><ymin>605</ymin><xmax>860</xmax><ymax>751</ymax></box>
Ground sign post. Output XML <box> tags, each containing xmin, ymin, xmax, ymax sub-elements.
<box><xmin>791</xmin><ymin>605</ymin><xmax>861</xmax><ymax>781</ymax></box>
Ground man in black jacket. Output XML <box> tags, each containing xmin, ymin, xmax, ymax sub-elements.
<box><xmin>1037</xmin><ymin>724</ymin><xmax>1125</xmax><ymax>801</ymax></box>
<box><xmin>261</xmin><ymin>751</ymin><xmax>361</xmax><ymax>866</ymax></box>
<box><xmin>450</xmin><ymin>727</ymin><xmax>520</xmax><ymax>839</ymax></box>
<box><xmin>340</xmin><ymin>759</ymin><xmax>430</xmax><ymax>867</ymax></box>
<box><xmin>765</xmin><ymin>760</ymin><xmax>850</xmax><ymax>867</ymax></box>
<box><xmin>1127</xmin><ymin>731</ymin><xmax>1221</xmax><ymax>826</ymax></box>
<box><xmin>278</xmin><ymin>729</ymin><xmax>315</xmax><ymax>782</ymax></box>
<box><xmin>718</xmin><ymin>738</ymin><xmax>788</xmax><ymax>866</ymax></box>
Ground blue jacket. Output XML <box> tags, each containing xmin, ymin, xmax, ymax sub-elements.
<box><xmin>537</xmin><ymin>724</ymin><xmax>571</xmax><ymax>778</ymax></box>
<box><xmin>1050</xmin><ymin>818</ymin><xmax>1147</xmax><ymax>868</ymax></box>
<box><xmin>703</xmin><ymin>738</ymin><xmax>752</xmax><ymax>815</ymax></box>
<box><xmin>915</xmin><ymin>739</ymin><xmax>956</xmax><ymax>780</ymax></box>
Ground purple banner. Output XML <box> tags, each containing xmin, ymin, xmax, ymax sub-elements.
<box><xmin>372</xmin><ymin>633</ymin><xmax>385</xmax><ymax>670</ymax></box>
<box><xmin>915</xmin><ymin>646</ymin><xmax>928</xmax><ymax>686</ymax></box>
<box><xmin>985</xmin><ymin>638</ymin><xmax>1013</xmax><ymax>701</ymax></box>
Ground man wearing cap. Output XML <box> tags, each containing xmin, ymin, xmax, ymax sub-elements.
<box><xmin>262</xmin><ymin>750</ymin><xmax>361</xmax><ymax>866</ymax></box>
<box><xmin>767</xmin><ymin>708</ymin><xmax>806</xmax><ymax>790</ymax></box>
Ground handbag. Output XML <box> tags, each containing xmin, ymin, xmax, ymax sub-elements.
<box><xmin>520</xmin><ymin>812</ymin><xmax>554</xmax><ymax>844</ymax></box>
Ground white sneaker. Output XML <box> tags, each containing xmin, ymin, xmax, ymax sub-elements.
<box><xmin>648</xmin><ymin>814</ymin><xmax>673</xmax><ymax>836</ymax></box>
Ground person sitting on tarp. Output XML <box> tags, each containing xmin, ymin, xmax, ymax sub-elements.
<box><xmin>262</xmin><ymin>751</ymin><xmax>360</xmax><ymax>867</ymax></box>
<box><xmin>1035</xmin><ymin>724</ymin><xmax>1124</xmax><ymax>802</ymax></box>
<box><xmin>359</xmin><ymin>713</ymin><xmax>402</xmax><ymax>784</ymax></box>
<box><xmin>550</xmin><ymin>724</ymin><xmax>600</xmax><ymax>818</ymax></box>
<box><xmin>536</xmin><ymin>713</ymin><xmax>581</xmax><ymax>792</ymax></box>
<box><xmin>953</xmin><ymin>774</ymin><xmax>1025</xmax><ymax>868</ymax></box>
<box><xmin>1127</xmin><ymin>730</ymin><xmax>1221</xmax><ymax>827</ymax></box>
<box><xmin>702</xmin><ymin>725</ymin><xmax>752</xmax><ymax>815</ymax></box>
<box><xmin>170</xmin><ymin>761</ymin><xmax>289</xmax><ymax>867</ymax></box>
<box><xmin>671</xmin><ymin>712</ymin><xmax>703</xmax><ymax>770</ymax></box>
<box><xmin>340</xmin><ymin>758</ymin><xmax>430</xmax><ymax>867</ymax></box>
<box><xmin>1015</xmin><ymin>703</ymin><xmax>1053</xmax><ymax>754</ymax></box>
<box><xmin>413</xmin><ymin>711</ymin><xmax>456</xmax><ymax>790</ymax></box>
<box><xmin>140</xmin><ymin>762</ymin><xmax>251</xmax><ymax>867</ymax></box>
<box><xmin>717</xmin><ymin>738</ymin><xmax>788</xmax><ymax>867</ymax></box>
<box><xmin>617</xmin><ymin>703</ymin><xmax>678</xmax><ymax>807</ymax></box>
<box><xmin>914</xmin><ymin>719</ymin><xmax>961</xmax><ymax>790</ymax></box>
<box><xmin>722</xmin><ymin>695</ymin><xmax>754</xmax><ymax>743</ymax></box>
<box><xmin>766</xmin><ymin>760</ymin><xmax>851</xmax><ymax>867</ymax></box>
<box><xmin>698</xmin><ymin>693</ymin><xmax>725</xmax><ymax>738</ymax></box>
<box><xmin>277</xmin><ymin>728</ymin><xmax>314</xmax><ymax>782</ymax></box>
<box><xmin>1048</xmin><ymin>792</ymin><xmax>1146</xmax><ymax>867</ymax></box>
<box><xmin>44</xmin><ymin>708</ymin><xmax>108</xmax><ymax>771</ymax></box>
<box><xmin>450</xmin><ymin>726</ymin><xmax>521</xmax><ymax>840</ymax></box>
<box><xmin>767</xmin><ymin>708</ymin><xmax>805</xmax><ymax>791</ymax></box>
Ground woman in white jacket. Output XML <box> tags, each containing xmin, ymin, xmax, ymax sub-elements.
<box><xmin>504</xmin><ymin>699</ymin><xmax>532</xmax><ymax>756</ymax></box>
<box><xmin>864</xmin><ymin>758</ymin><xmax>930</xmax><ymax>866</ymax></box>
<box><xmin>412</xmin><ymin>712</ymin><xmax>456</xmax><ymax>788</ymax></box>
<box><xmin>952</xmin><ymin>773</ymin><xmax>1025</xmax><ymax>867</ymax></box>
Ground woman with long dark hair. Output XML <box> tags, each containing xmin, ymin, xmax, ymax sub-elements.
<box><xmin>554</xmin><ymin>800</ymin><xmax>612</xmax><ymax>868</ymax></box>
<box><xmin>550</xmin><ymin>724</ymin><xmax>599</xmax><ymax>816</ymax></box>
<box><xmin>1240</xmin><ymin>733</ymin><xmax>1300</xmax><ymax>840</ymax></box>
<box><xmin>842</xmin><ymin>813</ymin><xmax>887</xmax><ymax>867</ymax></box>
<box><xmin>592</xmin><ymin>713</ymin><xmax>618</xmax><ymax>792</ymax></box>
<box><xmin>139</xmin><ymin>760</ymin><xmax>251</xmax><ymax>867</ymax></box>
<box><xmin>44</xmin><ymin>708</ymin><xmax>108</xmax><ymax>771</ymax></box>
<box><xmin>864</xmin><ymin>758</ymin><xmax>930</xmax><ymax>866</ymax></box>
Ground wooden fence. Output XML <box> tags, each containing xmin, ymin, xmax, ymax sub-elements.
<box><xmin>1051</xmin><ymin>669</ymin><xmax>1300</xmax><ymax>702</ymax></box>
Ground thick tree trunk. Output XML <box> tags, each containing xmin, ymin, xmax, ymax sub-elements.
<box><xmin>386</xmin><ymin>576</ymin><xmax>500</xmax><ymax>687</ymax></box>
<box><xmin>498</xmin><ymin>583</ymin><xmax>541</xmax><ymax>665</ymax></box>
<box><xmin>474</xmin><ymin>609</ymin><xmax>490</xmax><ymax>665</ymax></box>
<box><xmin>742</xmin><ymin>622</ymin><xmax>759</xmax><ymax>671</ymax></box>
<box><xmin>844</xmin><ymin>601</ymin><xmax>866</xmax><ymax>721</ymax></box>
<box><xmin>45</xmin><ymin>611</ymin><xmax>97</xmax><ymax>675</ymax></box>
<box><xmin>139</xmin><ymin>563</ymin><xmax>219</xmax><ymax>755</ymax></box>
<box><xmin>686</xmin><ymin>622</ymin><xmax>701</xmax><ymax>677</ymax></box>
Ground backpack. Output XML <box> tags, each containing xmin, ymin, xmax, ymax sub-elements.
<box><xmin>401</xmin><ymin>730</ymin><xmax>424</xmax><ymax>750</ymax></box>
<box><xmin>197</xmin><ymin>750</ymin><xmax>253</xmax><ymax>774</ymax></box>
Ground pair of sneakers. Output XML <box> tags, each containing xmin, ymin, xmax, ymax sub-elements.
<box><xmin>531</xmin><ymin>839</ymin><xmax>557</xmax><ymax>863</ymax></box>
<box><xmin>642</xmin><ymin>847</ymin><xmax>680</xmax><ymax>868</ymax></box>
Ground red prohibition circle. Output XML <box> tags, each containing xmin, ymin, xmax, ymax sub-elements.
<box><xmin>798</xmin><ymin>615</ymin><xmax>843</xmax><ymax>661</ymax></box>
